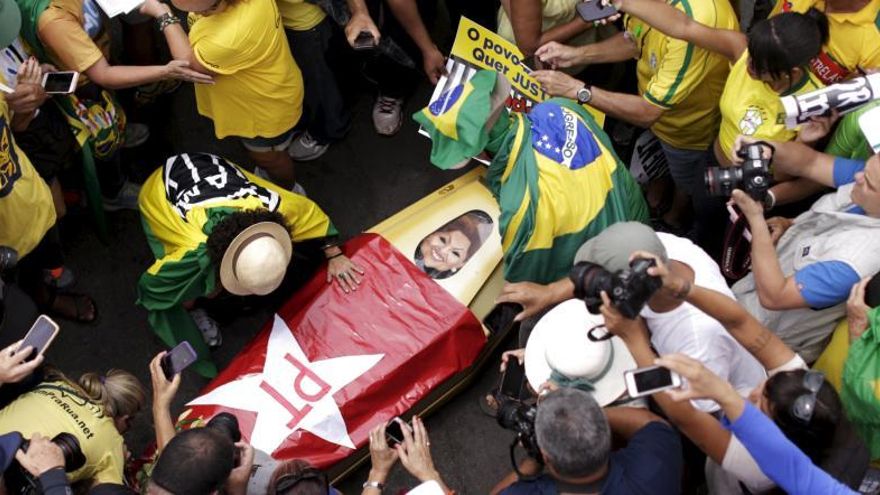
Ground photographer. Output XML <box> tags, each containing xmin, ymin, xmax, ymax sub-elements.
<box><xmin>1</xmin><ymin>432</ymin><xmax>72</xmax><ymax>495</ymax></box>
<box><xmin>602</xmin><ymin>251</ymin><xmax>868</xmax><ymax>492</ymax></box>
<box><xmin>362</xmin><ymin>417</ymin><xmax>451</xmax><ymax>494</ymax></box>
<box><xmin>727</xmin><ymin>137</ymin><xmax>880</xmax><ymax>362</ymax></box>
<box><xmin>491</xmin><ymin>388</ymin><xmax>681</xmax><ymax>494</ymax></box>
<box><xmin>498</xmin><ymin>222</ymin><xmax>766</xmax><ymax>412</ymax></box>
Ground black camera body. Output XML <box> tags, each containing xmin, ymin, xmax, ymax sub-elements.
<box><xmin>5</xmin><ymin>432</ymin><xmax>85</xmax><ymax>495</ymax></box>
<box><xmin>570</xmin><ymin>257</ymin><xmax>662</xmax><ymax>319</ymax></box>
<box><xmin>705</xmin><ymin>142</ymin><xmax>773</xmax><ymax>202</ymax></box>
<box><xmin>206</xmin><ymin>412</ymin><xmax>242</xmax><ymax>466</ymax></box>
<box><xmin>496</xmin><ymin>397</ymin><xmax>542</xmax><ymax>463</ymax></box>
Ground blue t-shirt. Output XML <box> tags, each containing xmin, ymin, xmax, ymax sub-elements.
<box><xmin>500</xmin><ymin>422</ymin><xmax>682</xmax><ymax>495</ymax></box>
<box><xmin>791</xmin><ymin>157</ymin><xmax>865</xmax><ymax>308</ymax></box>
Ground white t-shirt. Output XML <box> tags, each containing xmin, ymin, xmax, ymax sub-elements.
<box><xmin>642</xmin><ymin>233</ymin><xmax>767</xmax><ymax>412</ymax></box>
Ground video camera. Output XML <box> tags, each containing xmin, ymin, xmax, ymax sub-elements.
<box><xmin>705</xmin><ymin>142</ymin><xmax>773</xmax><ymax>204</ymax></box>
<box><xmin>4</xmin><ymin>432</ymin><xmax>85</xmax><ymax>495</ymax></box>
<box><xmin>569</xmin><ymin>257</ymin><xmax>662</xmax><ymax>319</ymax></box>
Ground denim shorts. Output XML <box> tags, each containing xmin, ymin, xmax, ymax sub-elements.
<box><xmin>240</xmin><ymin>127</ymin><xmax>297</xmax><ymax>153</ymax></box>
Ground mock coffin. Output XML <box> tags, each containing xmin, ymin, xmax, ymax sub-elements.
<box><xmin>175</xmin><ymin>170</ymin><xmax>502</xmax><ymax>470</ymax></box>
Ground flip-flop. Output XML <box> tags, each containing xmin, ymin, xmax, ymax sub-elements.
<box><xmin>44</xmin><ymin>290</ymin><xmax>98</xmax><ymax>324</ymax></box>
<box><xmin>479</xmin><ymin>387</ymin><xmax>500</xmax><ymax>418</ymax></box>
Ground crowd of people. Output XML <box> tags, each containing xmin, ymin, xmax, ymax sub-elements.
<box><xmin>0</xmin><ymin>0</ymin><xmax>879</xmax><ymax>491</ymax></box>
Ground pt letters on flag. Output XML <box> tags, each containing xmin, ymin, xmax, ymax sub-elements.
<box><xmin>178</xmin><ymin>234</ymin><xmax>487</xmax><ymax>468</ymax></box>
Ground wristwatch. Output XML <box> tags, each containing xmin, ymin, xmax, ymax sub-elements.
<box><xmin>576</xmin><ymin>85</ymin><xmax>593</xmax><ymax>104</ymax></box>
<box><xmin>362</xmin><ymin>480</ymin><xmax>385</xmax><ymax>491</ymax></box>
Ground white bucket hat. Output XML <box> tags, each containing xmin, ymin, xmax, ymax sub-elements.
<box><xmin>219</xmin><ymin>222</ymin><xmax>292</xmax><ymax>296</ymax></box>
<box><xmin>525</xmin><ymin>299</ymin><xmax>636</xmax><ymax>406</ymax></box>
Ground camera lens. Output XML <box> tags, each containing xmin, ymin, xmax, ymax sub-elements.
<box><xmin>704</xmin><ymin>166</ymin><xmax>742</xmax><ymax>197</ymax></box>
<box><xmin>52</xmin><ymin>433</ymin><xmax>86</xmax><ymax>472</ymax></box>
<box><xmin>207</xmin><ymin>412</ymin><xmax>242</xmax><ymax>443</ymax></box>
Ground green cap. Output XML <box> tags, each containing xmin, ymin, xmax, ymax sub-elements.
<box><xmin>0</xmin><ymin>0</ymin><xmax>21</xmax><ymax>50</ymax></box>
<box><xmin>413</xmin><ymin>70</ymin><xmax>510</xmax><ymax>169</ymax></box>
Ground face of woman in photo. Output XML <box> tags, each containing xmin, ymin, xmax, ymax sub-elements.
<box><xmin>419</xmin><ymin>230</ymin><xmax>472</xmax><ymax>272</ymax></box>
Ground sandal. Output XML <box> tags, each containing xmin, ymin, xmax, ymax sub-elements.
<box><xmin>44</xmin><ymin>290</ymin><xmax>98</xmax><ymax>324</ymax></box>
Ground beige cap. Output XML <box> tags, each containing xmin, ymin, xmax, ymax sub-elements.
<box><xmin>574</xmin><ymin>222</ymin><xmax>668</xmax><ymax>272</ymax></box>
<box><xmin>219</xmin><ymin>222</ymin><xmax>292</xmax><ymax>296</ymax></box>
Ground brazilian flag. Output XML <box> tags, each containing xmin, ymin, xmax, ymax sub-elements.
<box><xmin>136</xmin><ymin>154</ymin><xmax>337</xmax><ymax>377</ymax></box>
<box><xmin>486</xmin><ymin>99</ymin><xmax>649</xmax><ymax>284</ymax></box>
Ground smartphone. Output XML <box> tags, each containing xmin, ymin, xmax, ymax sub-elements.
<box><xmin>498</xmin><ymin>355</ymin><xmax>525</xmax><ymax>399</ymax></box>
<box><xmin>624</xmin><ymin>365</ymin><xmax>682</xmax><ymax>399</ymax></box>
<box><xmin>41</xmin><ymin>71</ymin><xmax>79</xmax><ymax>94</ymax></box>
<box><xmin>576</xmin><ymin>0</ymin><xmax>619</xmax><ymax>23</ymax></box>
<box><xmin>385</xmin><ymin>418</ymin><xmax>406</xmax><ymax>447</ymax></box>
<box><xmin>161</xmin><ymin>341</ymin><xmax>198</xmax><ymax>379</ymax></box>
<box><xmin>353</xmin><ymin>31</ymin><xmax>377</xmax><ymax>51</ymax></box>
<box><xmin>483</xmin><ymin>303</ymin><xmax>522</xmax><ymax>335</ymax></box>
<box><xmin>19</xmin><ymin>315</ymin><xmax>60</xmax><ymax>361</ymax></box>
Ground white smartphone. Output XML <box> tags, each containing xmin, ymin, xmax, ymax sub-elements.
<box><xmin>624</xmin><ymin>365</ymin><xmax>682</xmax><ymax>399</ymax></box>
<box><xmin>19</xmin><ymin>314</ymin><xmax>60</xmax><ymax>361</ymax></box>
<box><xmin>41</xmin><ymin>71</ymin><xmax>79</xmax><ymax>94</ymax></box>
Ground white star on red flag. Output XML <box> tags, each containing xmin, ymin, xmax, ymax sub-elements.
<box><xmin>187</xmin><ymin>314</ymin><xmax>384</xmax><ymax>453</ymax></box>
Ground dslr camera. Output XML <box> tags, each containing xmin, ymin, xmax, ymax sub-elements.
<box><xmin>705</xmin><ymin>142</ymin><xmax>773</xmax><ymax>203</ymax></box>
<box><xmin>492</xmin><ymin>361</ymin><xmax>542</xmax><ymax>470</ymax></box>
<box><xmin>569</xmin><ymin>257</ymin><xmax>662</xmax><ymax>319</ymax></box>
<box><xmin>4</xmin><ymin>432</ymin><xmax>85</xmax><ymax>495</ymax></box>
<box><xmin>206</xmin><ymin>412</ymin><xmax>242</xmax><ymax>465</ymax></box>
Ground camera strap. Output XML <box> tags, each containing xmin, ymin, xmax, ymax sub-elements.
<box><xmin>721</xmin><ymin>213</ymin><xmax>752</xmax><ymax>281</ymax></box>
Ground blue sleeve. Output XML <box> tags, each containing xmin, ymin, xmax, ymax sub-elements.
<box><xmin>499</xmin><ymin>475</ymin><xmax>557</xmax><ymax>495</ymax></box>
<box><xmin>794</xmin><ymin>261</ymin><xmax>861</xmax><ymax>308</ymax></box>
<box><xmin>611</xmin><ymin>422</ymin><xmax>682</xmax><ymax>494</ymax></box>
<box><xmin>722</xmin><ymin>403</ymin><xmax>857</xmax><ymax>495</ymax></box>
<box><xmin>832</xmin><ymin>157</ymin><xmax>866</xmax><ymax>187</ymax></box>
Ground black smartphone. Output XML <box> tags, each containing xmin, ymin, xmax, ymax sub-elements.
<box><xmin>498</xmin><ymin>356</ymin><xmax>525</xmax><ymax>398</ymax></box>
<box><xmin>385</xmin><ymin>418</ymin><xmax>406</xmax><ymax>447</ymax></box>
<box><xmin>576</xmin><ymin>0</ymin><xmax>619</xmax><ymax>23</ymax></box>
<box><xmin>19</xmin><ymin>315</ymin><xmax>59</xmax><ymax>361</ymax></box>
<box><xmin>161</xmin><ymin>341</ymin><xmax>198</xmax><ymax>380</ymax></box>
<box><xmin>483</xmin><ymin>303</ymin><xmax>522</xmax><ymax>335</ymax></box>
<box><xmin>353</xmin><ymin>31</ymin><xmax>377</xmax><ymax>51</ymax></box>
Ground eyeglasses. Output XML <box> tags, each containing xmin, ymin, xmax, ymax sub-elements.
<box><xmin>274</xmin><ymin>468</ymin><xmax>328</xmax><ymax>495</ymax></box>
<box><xmin>791</xmin><ymin>370</ymin><xmax>825</xmax><ymax>424</ymax></box>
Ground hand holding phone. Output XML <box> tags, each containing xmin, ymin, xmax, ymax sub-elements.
<box><xmin>161</xmin><ymin>341</ymin><xmax>198</xmax><ymax>379</ymax></box>
<box><xmin>576</xmin><ymin>0</ymin><xmax>619</xmax><ymax>23</ymax></box>
<box><xmin>385</xmin><ymin>417</ymin><xmax>407</xmax><ymax>447</ymax></box>
<box><xmin>624</xmin><ymin>365</ymin><xmax>682</xmax><ymax>398</ymax></box>
<box><xmin>498</xmin><ymin>355</ymin><xmax>526</xmax><ymax>399</ymax></box>
<box><xmin>0</xmin><ymin>340</ymin><xmax>43</xmax><ymax>385</ymax></box>
<box><xmin>41</xmin><ymin>71</ymin><xmax>79</xmax><ymax>94</ymax></box>
<box><xmin>353</xmin><ymin>31</ymin><xmax>377</xmax><ymax>51</ymax></box>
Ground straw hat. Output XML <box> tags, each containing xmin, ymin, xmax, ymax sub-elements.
<box><xmin>219</xmin><ymin>222</ymin><xmax>292</xmax><ymax>296</ymax></box>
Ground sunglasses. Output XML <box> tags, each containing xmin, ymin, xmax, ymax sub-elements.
<box><xmin>274</xmin><ymin>468</ymin><xmax>329</xmax><ymax>495</ymax></box>
<box><xmin>791</xmin><ymin>370</ymin><xmax>825</xmax><ymax>424</ymax></box>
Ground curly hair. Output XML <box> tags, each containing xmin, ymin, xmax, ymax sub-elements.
<box><xmin>206</xmin><ymin>209</ymin><xmax>291</xmax><ymax>264</ymax></box>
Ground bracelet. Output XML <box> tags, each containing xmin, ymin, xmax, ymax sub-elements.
<box><xmin>672</xmin><ymin>279</ymin><xmax>692</xmax><ymax>300</ymax></box>
<box><xmin>326</xmin><ymin>251</ymin><xmax>344</xmax><ymax>260</ymax></box>
<box><xmin>156</xmin><ymin>12</ymin><xmax>180</xmax><ymax>31</ymax></box>
<box><xmin>362</xmin><ymin>480</ymin><xmax>384</xmax><ymax>491</ymax></box>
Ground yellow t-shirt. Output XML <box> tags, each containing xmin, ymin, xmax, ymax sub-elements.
<box><xmin>0</xmin><ymin>381</ymin><xmax>125</xmax><ymax>484</ymax></box>
<box><xmin>0</xmin><ymin>96</ymin><xmax>56</xmax><ymax>257</ymax></box>
<box><xmin>717</xmin><ymin>51</ymin><xmax>823</xmax><ymax>158</ymax></box>
<box><xmin>770</xmin><ymin>0</ymin><xmax>880</xmax><ymax>84</ymax></box>
<box><xmin>627</xmin><ymin>0</ymin><xmax>738</xmax><ymax>150</ymax></box>
<box><xmin>189</xmin><ymin>0</ymin><xmax>303</xmax><ymax>139</ymax></box>
<box><xmin>275</xmin><ymin>0</ymin><xmax>326</xmax><ymax>31</ymax></box>
<box><xmin>37</xmin><ymin>0</ymin><xmax>111</xmax><ymax>87</ymax></box>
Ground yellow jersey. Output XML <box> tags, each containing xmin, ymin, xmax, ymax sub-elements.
<box><xmin>770</xmin><ymin>0</ymin><xmax>880</xmax><ymax>84</ymax></box>
<box><xmin>626</xmin><ymin>0</ymin><xmax>738</xmax><ymax>150</ymax></box>
<box><xmin>189</xmin><ymin>0</ymin><xmax>303</xmax><ymax>139</ymax></box>
<box><xmin>275</xmin><ymin>0</ymin><xmax>326</xmax><ymax>31</ymax></box>
<box><xmin>0</xmin><ymin>96</ymin><xmax>55</xmax><ymax>257</ymax></box>
<box><xmin>0</xmin><ymin>381</ymin><xmax>126</xmax><ymax>484</ymax></box>
<box><xmin>717</xmin><ymin>52</ymin><xmax>823</xmax><ymax>158</ymax></box>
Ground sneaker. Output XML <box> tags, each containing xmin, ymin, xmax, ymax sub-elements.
<box><xmin>123</xmin><ymin>123</ymin><xmax>150</xmax><ymax>148</ymax></box>
<box><xmin>103</xmin><ymin>180</ymin><xmax>142</xmax><ymax>211</ymax></box>
<box><xmin>190</xmin><ymin>308</ymin><xmax>222</xmax><ymax>348</ymax></box>
<box><xmin>43</xmin><ymin>266</ymin><xmax>75</xmax><ymax>289</ymax></box>
<box><xmin>288</xmin><ymin>132</ymin><xmax>329</xmax><ymax>161</ymax></box>
<box><xmin>372</xmin><ymin>96</ymin><xmax>404</xmax><ymax>136</ymax></box>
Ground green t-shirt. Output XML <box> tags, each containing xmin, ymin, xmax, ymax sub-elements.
<box><xmin>825</xmin><ymin>100</ymin><xmax>880</xmax><ymax>160</ymax></box>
